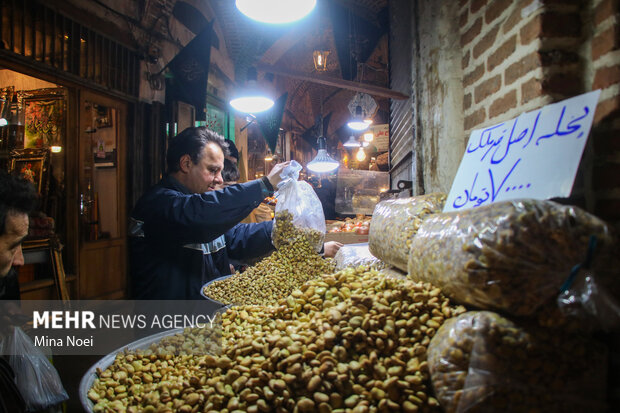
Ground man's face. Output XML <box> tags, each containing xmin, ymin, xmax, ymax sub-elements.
<box><xmin>184</xmin><ymin>142</ymin><xmax>225</xmax><ymax>194</ymax></box>
<box><xmin>0</xmin><ymin>211</ymin><xmax>29</xmax><ymax>277</ymax></box>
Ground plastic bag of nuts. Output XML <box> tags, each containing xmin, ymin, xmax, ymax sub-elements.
<box><xmin>427</xmin><ymin>311</ymin><xmax>608</xmax><ymax>413</ymax></box>
<box><xmin>368</xmin><ymin>193</ymin><xmax>446</xmax><ymax>271</ymax></box>
<box><xmin>272</xmin><ymin>161</ymin><xmax>326</xmax><ymax>252</ymax></box>
<box><xmin>334</xmin><ymin>242</ymin><xmax>386</xmax><ymax>270</ymax></box>
<box><xmin>408</xmin><ymin>199</ymin><xmax>613</xmax><ymax>316</ymax></box>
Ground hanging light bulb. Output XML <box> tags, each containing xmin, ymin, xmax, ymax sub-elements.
<box><xmin>347</xmin><ymin>105</ymin><xmax>369</xmax><ymax>131</ymax></box>
<box><xmin>230</xmin><ymin>67</ymin><xmax>274</xmax><ymax>114</ymax></box>
<box><xmin>307</xmin><ymin>136</ymin><xmax>339</xmax><ymax>173</ymax></box>
<box><xmin>313</xmin><ymin>50</ymin><xmax>330</xmax><ymax>71</ymax></box>
<box><xmin>355</xmin><ymin>146</ymin><xmax>366</xmax><ymax>162</ymax></box>
<box><xmin>343</xmin><ymin>135</ymin><xmax>360</xmax><ymax>148</ymax></box>
<box><xmin>236</xmin><ymin>0</ymin><xmax>317</xmax><ymax>24</ymax></box>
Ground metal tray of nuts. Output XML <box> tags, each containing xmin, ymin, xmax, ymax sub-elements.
<box><xmin>200</xmin><ymin>274</ymin><xmax>235</xmax><ymax>306</ymax></box>
<box><xmin>79</xmin><ymin>327</ymin><xmax>186</xmax><ymax>412</ymax></box>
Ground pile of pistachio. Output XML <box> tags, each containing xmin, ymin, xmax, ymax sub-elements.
<box><xmin>202</xmin><ymin>226</ymin><xmax>335</xmax><ymax>306</ymax></box>
<box><xmin>272</xmin><ymin>209</ymin><xmax>324</xmax><ymax>252</ymax></box>
<box><xmin>90</xmin><ymin>266</ymin><xmax>466</xmax><ymax>412</ymax></box>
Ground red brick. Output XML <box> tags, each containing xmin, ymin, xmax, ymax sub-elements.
<box><xmin>463</xmin><ymin>63</ymin><xmax>485</xmax><ymax>87</ymax></box>
<box><xmin>505</xmin><ymin>53</ymin><xmax>542</xmax><ymax>85</ymax></box>
<box><xmin>520</xmin><ymin>14</ymin><xmax>542</xmax><ymax>44</ymax></box>
<box><xmin>461</xmin><ymin>17</ymin><xmax>483</xmax><ymax>47</ymax></box>
<box><xmin>489</xmin><ymin>89</ymin><xmax>517</xmax><ymax>118</ymax></box>
<box><xmin>594</xmin><ymin>199</ymin><xmax>620</xmax><ymax>221</ymax></box>
<box><xmin>473</xmin><ymin>24</ymin><xmax>501</xmax><ymax>59</ymax></box>
<box><xmin>521</xmin><ymin>77</ymin><xmax>543</xmax><ymax>104</ymax></box>
<box><xmin>592</xmin><ymin>26</ymin><xmax>620</xmax><ymax>61</ymax></box>
<box><xmin>465</xmin><ymin>107</ymin><xmax>486</xmax><ymax>130</ymax></box>
<box><xmin>594</xmin><ymin>0</ymin><xmax>619</xmax><ymax>26</ymax></box>
<box><xmin>459</xmin><ymin>0</ymin><xmax>470</xmax><ymax>10</ymax></box>
<box><xmin>474</xmin><ymin>74</ymin><xmax>502</xmax><ymax>103</ymax></box>
<box><xmin>592</xmin><ymin>128</ymin><xmax>620</xmax><ymax>153</ymax></box>
<box><xmin>486</xmin><ymin>0</ymin><xmax>512</xmax><ymax>24</ymax></box>
<box><xmin>542</xmin><ymin>72</ymin><xmax>583</xmax><ymax>95</ymax></box>
<box><xmin>460</xmin><ymin>10</ymin><xmax>469</xmax><ymax>28</ymax></box>
<box><xmin>487</xmin><ymin>35</ymin><xmax>516</xmax><ymax>71</ymax></box>
<box><xmin>464</xmin><ymin>93</ymin><xmax>473</xmax><ymax>110</ymax></box>
<box><xmin>593</xmin><ymin>65</ymin><xmax>620</xmax><ymax>90</ymax></box>
<box><xmin>594</xmin><ymin>164</ymin><xmax>620</xmax><ymax>190</ymax></box>
<box><xmin>503</xmin><ymin>0</ymin><xmax>530</xmax><ymax>34</ymax></box>
<box><xmin>462</xmin><ymin>50</ymin><xmax>471</xmax><ymax>70</ymax></box>
<box><xmin>594</xmin><ymin>95</ymin><xmax>620</xmax><ymax>123</ymax></box>
<box><xmin>471</xmin><ymin>0</ymin><xmax>487</xmax><ymax>14</ymax></box>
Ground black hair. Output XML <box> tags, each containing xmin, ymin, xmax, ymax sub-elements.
<box><xmin>224</xmin><ymin>139</ymin><xmax>239</xmax><ymax>161</ymax></box>
<box><xmin>221</xmin><ymin>158</ymin><xmax>240</xmax><ymax>183</ymax></box>
<box><xmin>166</xmin><ymin>127</ymin><xmax>230</xmax><ymax>173</ymax></box>
<box><xmin>0</xmin><ymin>170</ymin><xmax>38</xmax><ymax>235</ymax></box>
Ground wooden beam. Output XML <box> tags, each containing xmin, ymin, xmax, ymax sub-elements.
<box><xmin>256</xmin><ymin>63</ymin><xmax>409</xmax><ymax>100</ymax></box>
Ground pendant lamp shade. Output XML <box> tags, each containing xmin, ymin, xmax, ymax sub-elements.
<box><xmin>235</xmin><ymin>0</ymin><xmax>317</xmax><ymax>24</ymax></box>
<box><xmin>343</xmin><ymin>135</ymin><xmax>360</xmax><ymax>148</ymax></box>
<box><xmin>307</xmin><ymin>136</ymin><xmax>339</xmax><ymax>173</ymax></box>
<box><xmin>229</xmin><ymin>67</ymin><xmax>274</xmax><ymax>114</ymax></box>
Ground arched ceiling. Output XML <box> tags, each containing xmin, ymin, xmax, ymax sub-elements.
<box><xmin>201</xmin><ymin>0</ymin><xmax>394</xmax><ymax>149</ymax></box>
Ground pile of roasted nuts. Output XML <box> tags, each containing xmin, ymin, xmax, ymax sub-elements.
<box><xmin>89</xmin><ymin>266</ymin><xmax>466</xmax><ymax>412</ymax></box>
<box><xmin>202</xmin><ymin>230</ymin><xmax>335</xmax><ymax>306</ymax></box>
<box><xmin>272</xmin><ymin>210</ymin><xmax>324</xmax><ymax>252</ymax></box>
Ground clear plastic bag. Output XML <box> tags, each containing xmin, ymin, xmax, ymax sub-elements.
<box><xmin>407</xmin><ymin>199</ymin><xmax>613</xmax><ymax>316</ymax></box>
<box><xmin>272</xmin><ymin>160</ymin><xmax>326</xmax><ymax>252</ymax></box>
<box><xmin>428</xmin><ymin>311</ymin><xmax>608</xmax><ymax>413</ymax></box>
<box><xmin>1</xmin><ymin>327</ymin><xmax>68</xmax><ymax>411</ymax></box>
<box><xmin>334</xmin><ymin>243</ymin><xmax>385</xmax><ymax>270</ymax></box>
<box><xmin>368</xmin><ymin>193</ymin><xmax>446</xmax><ymax>271</ymax></box>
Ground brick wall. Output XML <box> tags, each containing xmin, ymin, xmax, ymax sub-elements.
<box><xmin>458</xmin><ymin>0</ymin><xmax>620</xmax><ymax>228</ymax></box>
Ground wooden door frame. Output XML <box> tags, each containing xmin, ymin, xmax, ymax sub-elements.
<box><xmin>77</xmin><ymin>90</ymin><xmax>128</xmax><ymax>299</ymax></box>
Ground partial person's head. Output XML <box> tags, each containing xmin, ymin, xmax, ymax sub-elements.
<box><xmin>167</xmin><ymin>127</ymin><xmax>230</xmax><ymax>193</ymax></box>
<box><xmin>215</xmin><ymin>158</ymin><xmax>240</xmax><ymax>190</ymax></box>
<box><xmin>224</xmin><ymin>139</ymin><xmax>239</xmax><ymax>163</ymax></box>
<box><xmin>0</xmin><ymin>171</ymin><xmax>38</xmax><ymax>277</ymax></box>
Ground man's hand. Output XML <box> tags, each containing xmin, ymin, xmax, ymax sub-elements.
<box><xmin>323</xmin><ymin>241</ymin><xmax>343</xmax><ymax>258</ymax></box>
<box><xmin>266</xmin><ymin>161</ymin><xmax>291</xmax><ymax>188</ymax></box>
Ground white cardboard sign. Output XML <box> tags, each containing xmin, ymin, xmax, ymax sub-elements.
<box><xmin>444</xmin><ymin>90</ymin><xmax>601</xmax><ymax>212</ymax></box>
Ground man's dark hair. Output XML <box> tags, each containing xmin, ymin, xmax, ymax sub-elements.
<box><xmin>166</xmin><ymin>127</ymin><xmax>230</xmax><ymax>173</ymax></box>
<box><xmin>0</xmin><ymin>171</ymin><xmax>38</xmax><ymax>235</ymax></box>
<box><xmin>224</xmin><ymin>139</ymin><xmax>239</xmax><ymax>162</ymax></box>
<box><xmin>221</xmin><ymin>158</ymin><xmax>240</xmax><ymax>183</ymax></box>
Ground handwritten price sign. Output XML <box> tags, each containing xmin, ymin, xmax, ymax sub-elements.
<box><xmin>445</xmin><ymin>90</ymin><xmax>601</xmax><ymax>212</ymax></box>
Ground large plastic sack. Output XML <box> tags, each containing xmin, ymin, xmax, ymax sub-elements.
<box><xmin>428</xmin><ymin>311</ymin><xmax>608</xmax><ymax>413</ymax></box>
<box><xmin>272</xmin><ymin>160</ymin><xmax>325</xmax><ymax>252</ymax></box>
<box><xmin>1</xmin><ymin>327</ymin><xmax>69</xmax><ymax>411</ymax></box>
<box><xmin>368</xmin><ymin>193</ymin><xmax>446</xmax><ymax>271</ymax></box>
<box><xmin>407</xmin><ymin>199</ymin><xmax>613</xmax><ymax>316</ymax></box>
<box><xmin>334</xmin><ymin>243</ymin><xmax>385</xmax><ymax>270</ymax></box>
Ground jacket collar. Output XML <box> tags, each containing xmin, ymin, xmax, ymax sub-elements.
<box><xmin>161</xmin><ymin>174</ymin><xmax>193</xmax><ymax>195</ymax></box>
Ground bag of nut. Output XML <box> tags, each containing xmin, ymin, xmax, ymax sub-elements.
<box><xmin>407</xmin><ymin>199</ymin><xmax>614</xmax><ymax>316</ymax></box>
<box><xmin>272</xmin><ymin>160</ymin><xmax>326</xmax><ymax>252</ymax></box>
<box><xmin>368</xmin><ymin>193</ymin><xmax>446</xmax><ymax>271</ymax></box>
<box><xmin>427</xmin><ymin>311</ymin><xmax>608</xmax><ymax>413</ymax></box>
<box><xmin>334</xmin><ymin>242</ymin><xmax>385</xmax><ymax>270</ymax></box>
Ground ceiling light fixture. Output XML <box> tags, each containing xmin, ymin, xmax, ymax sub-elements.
<box><xmin>307</xmin><ymin>136</ymin><xmax>339</xmax><ymax>173</ymax></box>
<box><xmin>343</xmin><ymin>135</ymin><xmax>361</xmax><ymax>148</ymax></box>
<box><xmin>313</xmin><ymin>50</ymin><xmax>330</xmax><ymax>71</ymax></box>
<box><xmin>230</xmin><ymin>67</ymin><xmax>274</xmax><ymax>114</ymax></box>
<box><xmin>355</xmin><ymin>146</ymin><xmax>366</xmax><ymax>162</ymax></box>
<box><xmin>363</xmin><ymin>132</ymin><xmax>374</xmax><ymax>142</ymax></box>
<box><xmin>347</xmin><ymin>105</ymin><xmax>370</xmax><ymax>131</ymax></box>
<box><xmin>235</xmin><ymin>0</ymin><xmax>317</xmax><ymax>24</ymax></box>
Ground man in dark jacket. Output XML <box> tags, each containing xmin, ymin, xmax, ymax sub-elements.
<box><xmin>129</xmin><ymin>127</ymin><xmax>289</xmax><ymax>299</ymax></box>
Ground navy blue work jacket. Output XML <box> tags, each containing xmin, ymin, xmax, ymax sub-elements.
<box><xmin>129</xmin><ymin>175</ymin><xmax>274</xmax><ymax>299</ymax></box>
